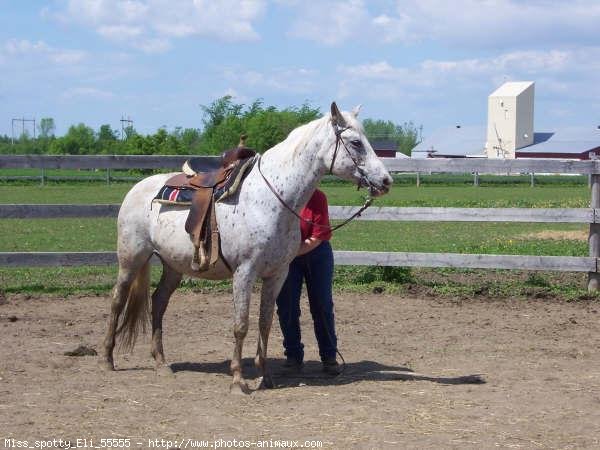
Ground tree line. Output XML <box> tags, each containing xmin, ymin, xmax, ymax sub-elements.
<box><xmin>0</xmin><ymin>97</ymin><xmax>421</xmax><ymax>156</ymax></box>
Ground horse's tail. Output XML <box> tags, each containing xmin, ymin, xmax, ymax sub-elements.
<box><xmin>116</xmin><ymin>259</ymin><xmax>151</xmax><ymax>352</ymax></box>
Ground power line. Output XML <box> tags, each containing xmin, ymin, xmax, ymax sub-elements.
<box><xmin>120</xmin><ymin>115</ymin><xmax>133</xmax><ymax>140</ymax></box>
<box><xmin>11</xmin><ymin>117</ymin><xmax>36</xmax><ymax>144</ymax></box>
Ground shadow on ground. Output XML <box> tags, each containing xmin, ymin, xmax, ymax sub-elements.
<box><xmin>171</xmin><ymin>358</ymin><xmax>485</xmax><ymax>388</ymax></box>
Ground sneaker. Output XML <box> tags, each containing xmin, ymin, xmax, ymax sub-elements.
<box><xmin>281</xmin><ymin>357</ymin><xmax>303</xmax><ymax>375</ymax></box>
<box><xmin>321</xmin><ymin>358</ymin><xmax>342</xmax><ymax>376</ymax></box>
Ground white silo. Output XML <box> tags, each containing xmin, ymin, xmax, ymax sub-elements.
<box><xmin>485</xmin><ymin>81</ymin><xmax>535</xmax><ymax>159</ymax></box>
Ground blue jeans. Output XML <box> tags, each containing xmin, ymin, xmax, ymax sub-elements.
<box><xmin>276</xmin><ymin>241</ymin><xmax>337</xmax><ymax>362</ymax></box>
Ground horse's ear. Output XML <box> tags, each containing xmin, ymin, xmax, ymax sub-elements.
<box><xmin>330</xmin><ymin>102</ymin><xmax>347</xmax><ymax>128</ymax></box>
<box><xmin>351</xmin><ymin>104</ymin><xmax>362</xmax><ymax>118</ymax></box>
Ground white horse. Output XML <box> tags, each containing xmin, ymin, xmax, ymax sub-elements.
<box><xmin>101</xmin><ymin>102</ymin><xmax>392</xmax><ymax>393</ymax></box>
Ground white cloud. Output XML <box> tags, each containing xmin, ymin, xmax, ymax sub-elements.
<box><xmin>223</xmin><ymin>66</ymin><xmax>319</xmax><ymax>93</ymax></box>
<box><xmin>285</xmin><ymin>0</ymin><xmax>600</xmax><ymax>48</ymax></box>
<box><xmin>61</xmin><ymin>86</ymin><xmax>115</xmax><ymax>100</ymax></box>
<box><xmin>371</xmin><ymin>11</ymin><xmax>416</xmax><ymax>44</ymax></box>
<box><xmin>287</xmin><ymin>0</ymin><xmax>370</xmax><ymax>46</ymax></box>
<box><xmin>343</xmin><ymin>48</ymin><xmax>599</xmax><ymax>81</ymax></box>
<box><xmin>215</xmin><ymin>88</ymin><xmax>250</xmax><ymax>104</ymax></box>
<box><xmin>1</xmin><ymin>39</ymin><xmax>87</xmax><ymax>65</ymax></box>
<box><xmin>0</xmin><ymin>38</ymin><xmax>137</xmax><ymax>83</ymax></box>
<box><xmin>50</xmin><ymin>0</ymin><xmax>267</xmax><ymax>53</ymax></box>
<box><xmin>0</xmin><ymin>37</ymin><xmax>135</xmax><ymax>119</ymax></box>
<box><xmin>337</xmin><ymin>47</ymin><xmax>600</xmax><ymax>105</ymax></box>
<box><xmin>386</xmin><ymin>0</ymin><xmax>600</xmax><ymax>47</ymax></box>
<box><xmin>97</xmin><ymin>25</ymin><xmax>144</xmax><ymax>40</ymax></box>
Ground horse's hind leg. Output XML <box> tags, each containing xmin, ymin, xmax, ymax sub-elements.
<box><xmin>229</xmin><ymin>265</ymin><xmax>255</xmax><ymax>395</ymax></box>
<box><xmin>150</xmin><ymin>263</ymin><xmax>182</xmax><ymax>373</ymax></box>
<box><xmin>255</xmin><ymin>271</ymin><xmax>288</xmax><ymax>389</ymax></box>
<box><xmin>101</xmin><ymin>253</ymin><xmax>151</xmax><ymax>370</ymax></box>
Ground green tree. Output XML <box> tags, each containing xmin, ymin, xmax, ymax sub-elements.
<box><xmin>50</xmin><ymin>123</ymin><xmax>95</xmax><ymax>154</ymax></box>
<box><xmin>0</xmin><ymin>101</ymin><xmax>419</xmax><ymax>157</ymax></box>
<box><xmin>96</xmin><ymin>124</ymin><xmax>119</xmax><ymax>153</ymax></box>
<box><xmin>180</xmin><ymin>128</ymin><xmax>202</xmax><ymax>152</ymax></box>
<box><xmin>98</xmin><ymin>124</ymin><xmax>118</xmax><ymax>142</ymax></box>
<box><xmin>198</xmin><ymin>97</ymin><xmax>321</xmax><ymax>154</ymax></box>
<box><xmin>123</xmin><ymin>125</ymin><xmax>136</xmax><ymax>141</ymax></box>
<box><xmin>199</xmin><ymin>115</ymin><xmax>244</xmax><ymax>154</ymax></box>
<box><xmin>244</xmin><ymin>107</ymin><xmax>319</xmax><ymax>151</ymax></box>
<box><xmin>200</xmin><ymin>95</ymin><xmax>244</xmax><ymax>130</ymax></box>
<box><xmin>363</xmin><ymin>119</ymin><xmax>422</xmax><ymax>156</ymax></box>
<box><xmin>38</xmin><ymin>118</ymin><xmax>55</xmax><ymax>138</ymax></box>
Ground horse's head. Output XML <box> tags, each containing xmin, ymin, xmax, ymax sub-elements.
<box><xmin>326</xmin><ymin>102</ymin><xmax>393</xmax><ymax>197</ymax></box>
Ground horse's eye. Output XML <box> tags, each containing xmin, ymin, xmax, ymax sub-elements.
<box><xmin>351</xmin><ymin>139</ymin><xmax>363</xmax><ymax>148</ymax></box>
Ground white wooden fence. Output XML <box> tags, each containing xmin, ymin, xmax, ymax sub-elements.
<box><xmin>2</xmin><ymin>155</ymin><xmax>599</xmax><ymax>291</ymax></box>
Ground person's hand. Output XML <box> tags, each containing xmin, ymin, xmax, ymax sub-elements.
<box><xmin>298</xmin><ymin>237</ymin><xmax>322</xmax><ymax>255</ymax></box>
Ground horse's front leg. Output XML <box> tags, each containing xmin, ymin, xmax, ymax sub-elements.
<box><xmin>230</xmin><ymin>264</ymin><xmax>255</xmax><ymax>395</ymax></box>
<box><xmin>255</xmin><ymin>270</ymin><xmax>288</xmax><ymax>389</ymax></box>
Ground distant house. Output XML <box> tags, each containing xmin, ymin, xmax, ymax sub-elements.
<box><xmin>515</xmin><ymin>128</ymin><xmax>600</xmax><ymax>159</ymax></box>
<box><xmin>371</xmin><ymin>139</ymin><xmax>409</xmax><ymax>158</ymax></box>
<box><xmin>412</xmin><ymin>125</ymin><xmax>600</xmax><ymax>160</ymax></box>
<box><xmin>412</xmin><ymin>81</ymin><xmax>600</xmax><ymax>160</ymax></box>
<box><xmin>411</xmin><ymin>125</ymin><xmax>486</xmax><ymax>159</ymax></box>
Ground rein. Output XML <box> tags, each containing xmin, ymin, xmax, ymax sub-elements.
<box><xmin>330</xmin><ymin>124</ymin><xmax>375</xmax><ymax>190</ymax></box>
<box><xmin>256</xmin><ymin>125</ymin><xmax>374</xmax><ymax>233</ymax></box>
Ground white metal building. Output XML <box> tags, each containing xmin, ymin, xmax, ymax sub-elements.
<box><xmin>485</xmin><ymin>81</ymin><xmax>534</xmax><ymax>159</ymax></box>
<box><xmin>412</xmin><ymin>81</ymin><xmax>600</xmax><ymax>160</ymax></box>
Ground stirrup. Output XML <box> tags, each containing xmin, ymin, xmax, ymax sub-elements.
<box><xmin>191</xmin><ymin>246</ymin><xmax>209</xmax><ymax>272</ymax></box>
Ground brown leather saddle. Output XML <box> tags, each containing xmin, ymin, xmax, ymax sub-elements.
<box><xmin>160</xmin><ymin>140</ymin><xmax>257</xmax><ymax>272</ymax></box>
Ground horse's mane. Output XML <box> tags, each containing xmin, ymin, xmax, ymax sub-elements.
<box><xmin>287</xmin><ymin>116</ymin><xmax>328</xmax><ymax>157</ymax></box>
<box><xmin>267</xmin><ymin>111</ymin><xmax>362</xmax><ymax>158</ymax></box>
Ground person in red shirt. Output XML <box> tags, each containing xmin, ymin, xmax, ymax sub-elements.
<box><xmin>276</xmin><ymin>188</ymin><xmax>340</xmax><ymax>375</ymax></box>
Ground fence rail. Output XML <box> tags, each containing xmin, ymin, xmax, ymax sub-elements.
<box><xmin>331</xmin><ymin>206</ymin><xmax>595</xmax><ymax>223</ymax></box>
<box><xmin>2</xmin><ymin>154</ymin><xmax>600</xmax><ymax>174</ymax></box>
<box><xmin>0</xmin><ymin>204</ymin><xmax>595</xmax><ymax>223</ymax></box>
<box><xmin>0</xmin><ymin>154</ymin><xmax>191</xmax><ymax>170</ymax></box>
<box><xmin>0</xmin><ymin>204</ymin><xmax>121</xmax><ymax>218</ymax></box>
<box><xmin>1</xmin><ymin>155</ymin><xmax>599</xmax><ymax>291</ymax></box>
<box><xmin>0</xmin><ymin>251</ymin><xmax>595</xmax><ymax>273</ymax></box>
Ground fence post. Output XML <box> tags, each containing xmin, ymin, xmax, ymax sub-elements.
<box><xmin>530</xmin><ymin>172</ymin><xmax>535</xmax><ymax>187</ymax></box>
<box><xmin>416</xmin><ymin>172</ymin><xmax>420</xmax><ymax>187</ymax></box>
<box><xmin>473</xmin><ymin>172</ymin><xmax>479</xmax><ymax>187</ymax></box>
<box><xmin>588</xmin><ymin>172</ymin><xmax>600</xmax><ymax>291</ymax></box>
<box><xmin>106</xmin><ymin>168</ymin><xmax>111</xmax><ymax>185</ymax></box>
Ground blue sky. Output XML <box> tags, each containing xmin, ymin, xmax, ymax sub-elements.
<box><xmin>1</xmin><ymin>0</ymin><xmax>600</xmax><ymax>138</ymax></box>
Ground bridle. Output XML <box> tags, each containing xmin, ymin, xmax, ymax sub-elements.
<box><xmin>257</xmin><ymin>122</ymin><xmax>376</xmax><ymax>233</ymax></box>
<box><xmin>330</xmin><ymin>123</ymin><xmax>382</xmax><ymax>196</ymax></box>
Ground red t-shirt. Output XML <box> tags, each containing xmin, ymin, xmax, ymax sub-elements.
<box><xmin>300</xmin><ymin>189</ymin><xmax>332</xmax><ymax>241</ymax></box>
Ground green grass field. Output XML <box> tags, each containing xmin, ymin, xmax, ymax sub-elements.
<box><xmin>0</xmin><ymin>217</ymin><xmax>587</xmax><ymax>256</ymax></box>
<box><xmin>0</xmin><ymin>176</ymin><xmax>595</xmax><ymax>298</ymax></box>
<box><xmin>0</xmin><ymin>178</ymin><xmax>591</xmax><ymax>207</ymax></box>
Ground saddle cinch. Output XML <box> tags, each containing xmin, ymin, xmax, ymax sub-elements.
<box><xmin>154</xmin><ymin>137</ymin><xmax>257</xmax><ymax>272</ymax></box>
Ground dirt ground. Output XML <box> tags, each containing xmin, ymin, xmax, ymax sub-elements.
<box><xmin>2</xmin><ymin>290</ymin><xmax>600</xmax><ymax>450</ymax></box>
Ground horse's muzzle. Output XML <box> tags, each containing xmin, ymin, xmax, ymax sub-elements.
<box><xmin>365</xmin><ymin>174</ymin><xmax>392</xmax><ymax>197</ymax></box>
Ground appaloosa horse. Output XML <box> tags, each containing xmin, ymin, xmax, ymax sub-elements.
<box><xmin>101</xmin><ymin>102</ymin><xmax>392</xmax><ymax>393</ymax></box>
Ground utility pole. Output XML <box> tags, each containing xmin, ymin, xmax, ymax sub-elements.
<box><xmin>11</xmin><ymin>117</ymin><xmax>36</xmax><ymax>144</ymax></box>
<box><xmin>120</xmin><ymin>115</ymin><xmax>133</xmax><ymax>140</ymax></box>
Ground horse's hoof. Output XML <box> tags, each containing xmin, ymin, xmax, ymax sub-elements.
<box><xmin>258</xmin><ymin>375</ymin><xmax>274</xmax><ymax>390</ymax></box>
<box><xmin>229</xmin><ymin>381</ymin><xmax>251</xmax><ymax>395</ymax></box>
<box><xmin>155</xmin><ymin>365</ymin><xmax>174</xmax><ymax>377</ymax></box>
<box><xmin>98</xmin><ymin>358</ymin><xmax>115</xmax><ymax>371</ymax></box>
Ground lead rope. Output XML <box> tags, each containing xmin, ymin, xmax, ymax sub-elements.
<box><xmin>257</xmin><ymin>155</ymin><xmax>373</xmax><ymax>233</ymax></box>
